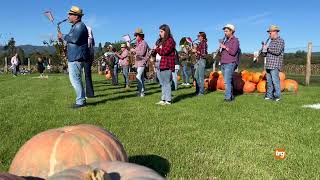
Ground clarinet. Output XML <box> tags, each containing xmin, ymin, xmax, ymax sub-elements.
<box><xmin>212</xmin><ymin>36</ymin><xmax>226</xmax><ymax>59</ymax></box>
<box><xmin>253</xmin><ymin>38</ymin><xmax>270</xmax><ymax>62</ymax></box>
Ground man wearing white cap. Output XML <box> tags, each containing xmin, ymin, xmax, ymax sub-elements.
<box><xmin>263</xmin><ymin>25</ymin><xmax>285</xmax><ymax>101</ymax></box>
<box><xmin>220</xmin><ymin>24</ymin><xmax>241</xmax><ymax>102</ymax></box>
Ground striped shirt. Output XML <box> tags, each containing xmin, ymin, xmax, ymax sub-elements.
<box><xmin>265</xmin><ymin>37</ymin><xmax>285</xmax><ymax>70</ymax></box>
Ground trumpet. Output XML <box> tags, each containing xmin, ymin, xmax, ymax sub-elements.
<box><xmin>212</xmin><ymin>36</ymin><xmax>226</xmax><ymax>59</ymax></box>
<box><xmin>253</xmin><ymin>38</ymin><xmax>270</xmax><ymax>62</ymax></box>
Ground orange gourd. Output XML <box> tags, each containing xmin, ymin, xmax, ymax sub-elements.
<box><xmin>257</xmin><ymin>80</ymin><xmax>267</xmax><ymax>93</ymax></box>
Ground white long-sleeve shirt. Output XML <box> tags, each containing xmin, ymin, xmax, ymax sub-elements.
<box><xmin>11</xmin><ymin>56</ymin><xmax>18</xmax><ymax>66</ymax></box>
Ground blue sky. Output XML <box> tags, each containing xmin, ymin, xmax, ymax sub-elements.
<box><xmin>0</xmin><ymin>0</ymin><xmax>319</xmax><ymax>52</ymax></box>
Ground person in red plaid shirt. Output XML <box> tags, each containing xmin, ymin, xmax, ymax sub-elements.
<box><xmin>192</xmin><ymin>32</ymin><xmax>208</xmax><ymax>95</ymax></box>
<box><xmin>263</xmin><ymin>25</ymin><xmax>285</xmax><ymax>101</ymax></box>
<box><xmin>153</xmin><ymin>24</ymin><xmax>176</xmax><ymax>105</ymax></box>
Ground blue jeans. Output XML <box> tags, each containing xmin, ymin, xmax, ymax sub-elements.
<box><xmin>195</xmin><ymin>59</ymin><xmax>206</xmax><ymax>94</ymax></box>
<box><xmin>156</xmin><ymin>69</ymin><xmax>162</xmax><ymax>86</ymax></box>
<box><xmin>172</xmin><ymin>66</ymin><xmax>179</xmax><ymax>90</ymax></box>
<box><xmin>159</xmin><ymin>70</ymin><xmax>172</xmax><ymax>102</ymax></box>
<box><xmin>136</xmin><ymin>66</ymin><xmax>145</xmax><ymax>94</ymax></box>
<box><xmin>221</xmin><ymin>63</ymin><xmax>236</xmax><ymax>100</ymax></box>
<box><xmin>113</xmin><ymin>64</ymin><xmax>119</xmax><ymax>85</ymax></box>
<box><xmin>122</xmin><ymin>66</ymin><xmax>129</xmax><ymax>86</ymax></box>
<box><xmin>266</xmin><ymin>68</ymin><xmax>281</xmax><ymax>99</ymax></box>
<box><xmin>68</xmin><ymin>61</ymin><xmax>85</xmax><ymax>105</ymax></box>
<box><xmin>183</xmin><ymin>64</ymin><xmax>190</xmax><ymax>83</ymax></box>
<box><xmin>12</xmin><ymin>65</ymin><xmax>17</xmax><ymax>76</ymax></box>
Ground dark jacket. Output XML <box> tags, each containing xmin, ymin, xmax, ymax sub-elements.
<box><xmin>63</xmin><ymin>21</ymin><xmax>90</xmax><ymax>62</ymax></box>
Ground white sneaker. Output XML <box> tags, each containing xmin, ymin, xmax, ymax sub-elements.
<box><xmin>163</xmin><ymin>101</ymin><xmax>171</xmax><ymax>105</ymax></box>
<box><xmin>186</xmin><ymin>83</ymin><xmax>191</xmax><ymax>86</ymax></box>
<box><xmin>156</xmin><ymin>101</ymin><xmax>165</xmax><ymax>105</ymax></box>
<box><xmin>264</xmin><ymin>97</ymin><xmax>272</xmax><ymax>100</ymax></box>
<box><xmin>140</xmin><ymin>93</ymin><xmax>145</xmax><ymax>97</ymax></box>
<box><xmin>275</xmin><ymin>98</ymin><xmax>281</xmax><ymax>102</ymax></box>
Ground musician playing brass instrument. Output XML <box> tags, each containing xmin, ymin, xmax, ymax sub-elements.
<box><xmin>57</xmin><ymin>6</ymin><xmax>90</xmax><ymax>109</ymax></box>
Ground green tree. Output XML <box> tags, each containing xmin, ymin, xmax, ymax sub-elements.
<box><xmin>3</xmin><ymin>37</ymin><xmax>16</xmax><ymax>58</ymax></box>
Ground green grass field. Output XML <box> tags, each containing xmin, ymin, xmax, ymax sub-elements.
<box><xmin>0</xmin><ymin>73</ymin><xmax>319</xmax><ymax>179</ymax></box>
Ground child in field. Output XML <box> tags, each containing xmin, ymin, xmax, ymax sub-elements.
<box><xmin>37</xmin><ymin>57</ymin><xmax>45</xmax><ymax>78</ymax></box>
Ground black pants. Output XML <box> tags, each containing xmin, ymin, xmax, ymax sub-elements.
<box><xmin>84</xmin><ymin>61</ymin><xmax>94</xmax><ymax>97</ymax></box>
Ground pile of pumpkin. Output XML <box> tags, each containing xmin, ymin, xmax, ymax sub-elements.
<box><xmin>0</xmin><ymin>124</ymin><xmax>165</xmax><ymax>180</ymax></box>
<box><xmin>204</xmin><ymin>70</ymin><xmax>299</xmax><ymax>94</ymax></box>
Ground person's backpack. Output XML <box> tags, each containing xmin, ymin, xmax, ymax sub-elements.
<box><xmin>174</xmin><ymin>49</ymin><xmax>180</xmax><ymax>65</ymax></box>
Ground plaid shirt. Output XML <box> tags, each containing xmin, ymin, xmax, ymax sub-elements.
<box><xmin>196</xmin><ymin>41</ymin><xmax>208</xmax><ymax>59</ymax></box>
<box><xmin>265</xmin><ymin>37</ymin><xmax>285</xmax><ymax>70</ymax></box>
<box><xmin>155</xmin><ymin>37</ymin><xmax>176</xmax><ymax>71</ymax></box>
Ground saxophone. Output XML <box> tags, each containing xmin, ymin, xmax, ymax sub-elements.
<box><xmin>57</xmin><ymin>19</ymin><xmax>68</xmax><ymax>63</ymax></box>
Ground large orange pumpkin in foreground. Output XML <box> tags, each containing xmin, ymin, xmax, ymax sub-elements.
<box><xmin>48</xmin><ymin>161</ymin><xmax>165</xmax><ymax>180</ymax></box>
<box><xmin>243</xmin><ymin>81</ymin><xmax>256</xmax><ymax>93</ymax></box>
<box><xmin>285</xmin><ymin>79</ymin><xmax>299</xmax><ymax>92</ymax></box>
<box><xmin>257</xmin><ymin>80</ymin><xmax>267</xmax><ymax>93</ymax></box>
<box><xmin>9</xmin><ymin>124</ymin><xmax>128</xmax><ymax>179</ymax></box>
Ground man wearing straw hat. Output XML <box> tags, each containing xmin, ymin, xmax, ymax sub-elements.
<box><xmin>58</xmin><ymin>6</ymin><xmax>89</xmax><ymax>109</ymax></box>
<box><xmin>263</xmin><ymin>25</ymin><xmax>285</xmax><ymax>101</ymax></box>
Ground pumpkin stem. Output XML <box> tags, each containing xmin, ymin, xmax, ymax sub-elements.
<box><xmin>89</xmin><ymin>168</ymin><xmax>111</xmax><ymax>180</ymax></box>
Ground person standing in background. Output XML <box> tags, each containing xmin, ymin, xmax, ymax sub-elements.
<box><xmin>10</xmin><ymin>53</ymin><xmax>19</xmax><ymax>77</ymax></box>
<box><xmin>116</xmin><ymin>44</ymin><xmax>130</xmax><ymax>89</ymax></box>
<box><xmin>192</xmin><ymin>32</ymin><xmax>208</xmax><ymax>96</ymax></box>
<box><xmin>84</xmin><ymin>26</ymin><xmax>95</xmax><ymax>98</ymax></box>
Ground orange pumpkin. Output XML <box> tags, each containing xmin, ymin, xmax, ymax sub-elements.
<box><xmin>251</xmin><ymin>72</ymin><xmax>262</xmax><ymax>84</ymax></box>
<box><xmin>243</xmin><ymin>81</ymin><xmax>256</xmax><ymax>93</ymax></box>
<box><xmin>9</xmin><ymin>124</ymin><xmax>128</xmax><ymax>179</ymax></box>
<box><xmin>285</xmin><ymin>79</ymin><xmax>299</xmax><ymax>92</ymax></box>
<box><xmin>241</xmin><ymin>70</ymin><xmax>250</xmax><ymax>81</ymax></box>
<box><xmin>280</xmin><ymin>80</ymin><xmax>286</xmax><ymax>92</ymax></box>
<box><xmin>232</xmin><ymin>72</ymin><xmax>245</xmax><ymax>94</ymax></box>
<box><xmin>247</xmin><ymin>72</ymin><xmax>253</xmax><ymax>82</ymax></box>
<box><xmin>217</xmin><ymin>77</ymin><xmax>225</xmax><ymax>90</ymax></box>
<box><xmin>279</xmin><ymin>72</ymin><xmax>286</xmax><ymax>81</ymax></box>
<box><xmin>261</xmin><ymin>70</ymin><xmax>267</xmax><ymax>80</ymax></box>
<box><xmin>257</xmin><ymin>80</ymin><xmax>267</xmax><ymax>93</ymax></box>
<box><xmin>204</xmin><ymin>78</ymin><xmax>209</xmax><ymax>90</ymax></box>
<box><xmin>209</xmin><ymin>71</ymin><xmax>220</xmax><ymax>79</ymax></box>
<box><xmin>48</xmin><ymin>161</ymin><xmax>165</xmax><ymax>180</ymax></box>
<box><xmin>129</xmin><ymin>72</ymin><xmax>136</xmax><ymax>81</ymax></box>
<box><xmin>177</xmin><ymin>75</ymin><xmax>181</xmax><ymax>81</ymax></box>
<box><xmin>0</xmin><ymin>173</ymin><xmax>26</xmax><ymax>180</ymax></box>
<box><xmin>105</xmin><ymin>71</ymin><xmax>112</xmax><ymax>80</ymax></box>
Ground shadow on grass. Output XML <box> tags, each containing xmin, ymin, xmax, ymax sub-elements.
<box><xmin>173</xmin><ymin>92</ymin><xmax>197</xmax><ymax>103</ymax></box>
<box><xmin>129</xmin><ymin>155</ymin><xmax>170</xmax><ymax>177</ymax></box>
<box><xmin>88</xmin><ymin>90</ymin><xmax>161</xmax><ymax>106</ymax></box>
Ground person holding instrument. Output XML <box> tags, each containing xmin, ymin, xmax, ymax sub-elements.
<box><xmin>263</xmin><ymin>25</ymin><xmax>285</xmax><ymax>102</ymax></box>
<box><xmin>58</xmin><ymin>6</ymin><xmax>89</xmax><ymax>109</ymax></box>
<box><xmin>153</xmin><ymin>24</ymin><xmax>176</xmax><ymax>105</ymax></box>
<box><xmin>130</xmin><ymin>28</ymin><xmax>149</xmax><ymax>97</ymax></box>
<box><xmin>220</xmin><ymin>24</ymin><xmax>240</xmax><ymax>102</ymax></box>
<box><xmin>192</xmin><ymin>32</ymin><xmax>208</xmax><ymax>96</ymax></box>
